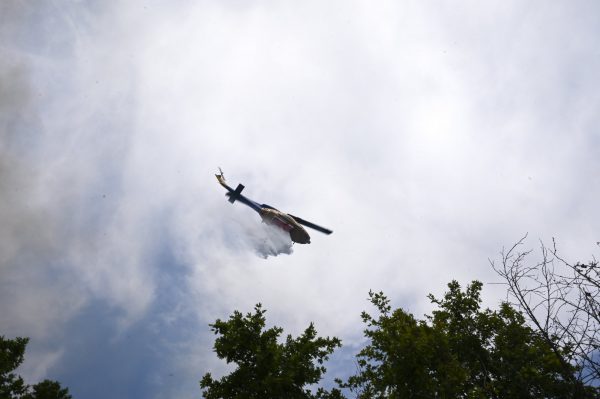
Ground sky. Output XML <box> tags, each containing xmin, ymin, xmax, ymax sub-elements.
<box><xmin>1</xmin><ymin>1</ymin><xmax>599</xmax><ymax>398</ymax></box>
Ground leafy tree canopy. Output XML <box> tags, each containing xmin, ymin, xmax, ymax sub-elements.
<box><xmin>1</xmin><ymin>336</ymin><xmax>28</xmax><ymax>398</ymax></box>
<box><xmin>0</xmin><ymin>335</ymin><xmax>72</xmax><ymax>399</ymax></box>
<box><xmin>23</xmin><ymin>380</ymin><xmax>72</xmax><ymax>399</ymax></box>
<box><xmin>338</xmin><ymin>281</ymin><xmax>597</xmax><ymax>398</ymax></box>
<box><xmin>200</xmin><ymin>304</ymin><xmax>342</xmax><ymax>399</ymax></box>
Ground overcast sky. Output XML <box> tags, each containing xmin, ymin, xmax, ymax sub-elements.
<box><xmin>1</xmin><ymin>1</ymin><xmax>599</xmax><ymax>398</ymax></box>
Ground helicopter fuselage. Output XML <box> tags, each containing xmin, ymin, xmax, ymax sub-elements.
<box><xmin>259</xmin><ymin>208</ymin><xmax>311</xmax><ymax>244</ymax></box>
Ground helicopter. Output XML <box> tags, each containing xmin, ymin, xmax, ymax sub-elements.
<box><xmin>215</xmin><ymin>169</ymin><xmax>332</xmax><ymax>244</ymax></box>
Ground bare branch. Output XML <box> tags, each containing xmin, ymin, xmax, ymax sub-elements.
<box><xmin>492</xmin><ymin>236</ymin><xmax>600</xmax><ymax>387</ymax></box>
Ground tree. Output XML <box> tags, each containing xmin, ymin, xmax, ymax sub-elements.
<box><xmin>200</xmin><ymin>304</ymin><xmax>343</xmax><ymax>399</ymax></box>
<box><xmin>491</xmin><ymin>235</ymin><xmax>600</xmax><ymax>388</ymax></box>
<box><xmin>1</xmin><ymin>336</ymin><xmax>29</xmax><ymax>398</ymax></box>
<box><xmin>23</xmin><ymin>380</ymin><xmax>72</xmax><ymax>399</ymax></box>
<box><xmin>0</xmin><ymin>335</ymin><xmax>72</xmax><ymax>399</ymax></box>
<box><xmin>338</xmin><ymin>281</ymin><xmax>596</xmax><ymax>398</ymax></box>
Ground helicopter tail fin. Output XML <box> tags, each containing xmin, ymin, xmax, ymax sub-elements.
<box><xmin>216</xmin><ymin>168</ymin><xmax>227</xmax><ymax>187</ymax></box>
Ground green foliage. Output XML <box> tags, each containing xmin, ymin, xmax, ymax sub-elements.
<box><xmin>23</xmin><ymin>380</ymin><xmax>72</xmax><ymax>399</ymax></box>
<box><xmin>200</xmin><ymin>304</ymin><xmax>342</xmax><ymax>399</ymax></box>
<box><xmin>338</xmin><ymin>281</ymin><xmax>597</xmax><ymax>398</ymax></box>
<box><xmin>1</xmin><ymin>336</ymin><xmax>29</xmax><ymax>398</ymax></box>
<box><xmin>0</xmin><ymin>336</ymin><xmax>72</xmax><ymax>399</ymax></box>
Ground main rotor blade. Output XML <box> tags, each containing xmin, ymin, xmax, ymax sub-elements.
<box><xmin>288</xmin><ymin>214</ymin><xmax>333</xmax><ymax>235</ymax></box>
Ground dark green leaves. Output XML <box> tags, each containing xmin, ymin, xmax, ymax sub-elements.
<box><xmin>1</xmin><ymin>336</ymin><xmax>29</xmax><ymax>398</ymax></box>
<box><xmin>202</xmin><ymin>281</ymin><xmax>599</xmax><ymax>399</ymax></box>
<box><xmin>339</xmin><ymin>281</ymin><xmax>597</xmax><ymax>398</ymax></box>
<box><xmin>200</xmin><ymin>304</ymin><xmax>341</xmax><ymax>399</ymax></box>
<box><xmin>23</xmin><ymin>380</ymin><xmax>73</xmax><ymax>399</ymax></box>
<box><xmin>0</xmin><ymin>336</ymin><xmax>72</xmax><ymax>399</ymax></box>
